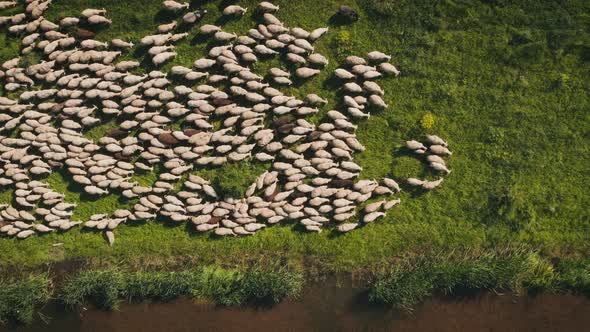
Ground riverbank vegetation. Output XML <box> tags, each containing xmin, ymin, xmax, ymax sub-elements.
<box><xmin>1</xmin><ymin>255</ymin><xmax>589</xmax><ymax>325</ymax></box>
<box><xmin>369</xmin><ymin>252</ymin><xmax>590</xmax><ymax>311</ymax></box>
<box><xmin>61</xmin><ymin>265</ymin><xmax>303</xmax><ymax>309</ymax></box>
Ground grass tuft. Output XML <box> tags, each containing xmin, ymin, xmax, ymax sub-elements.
<box><xmin>0</xmin><ymin>275</ymin><xmax>51</xmax><ymax>325</ymax></box>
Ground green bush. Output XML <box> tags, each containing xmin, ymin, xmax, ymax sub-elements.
<box><xmin>0</xmin><ymin>275</ymin><xmax>51</xmax><ymax>325</ymax></box>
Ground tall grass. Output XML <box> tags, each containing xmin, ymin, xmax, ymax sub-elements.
<box><xmin>0</xmin><ymin>275</ymin><xmax>51</xmax><ymax>325</ymax></box>
<box><xmin>369</xmin><ymin>252</ymin><xmax>574</xmax><ymax>311</ymax></box>
<box><xmin>60</xmin><ymin>266</ymin><xmax>304</xmax><ymax>309</ymax></box>
<box><xmin>61</xmin><ymin>270</ymin><xmax>123</xmax><ymax>309</ymax></box>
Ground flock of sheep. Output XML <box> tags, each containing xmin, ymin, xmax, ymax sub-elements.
<box><xmin>0</xmin><ymin>0</ymin><xmax>451</xmax><ymax>244</ymax></box>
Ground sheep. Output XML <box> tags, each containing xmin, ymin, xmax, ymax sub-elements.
<box><xmin>378</xmin><ymin>62</ymin><xmax>400</xmax><ymax>76</ymax></box>
<box><xmin>308</xmin><ymin>53</ymin><xmax>328</xmax><ymax>66</ymax></box>
<box><xmin>295</xmin><ymin>67</ymin><xmax>320</xmax><ymax>79</ymax></box>
<box><xmin>368</xmin><ymin>95</ymin><xmax>388</xmax><ymax>108</ymax></box>
<box><xmin>152</xmin><ymin>52</ymin><xmax>177</xmax><ymax>66</ymax></box>
<box><xmin>214</xmin><ymin>31</ymin><xmax>237</xmax><ymax>42</ymax></box>
<box><xmin>59</xmin><ymin>17</ymin><xmax>80</xmax><ymax>27</ymax></box>
<box><xmin>430</xmin><ymin>162</ymin><xmax>451</xmax><ymax>174</ymax></box>
<box><xmin>383</xmin><ymin>178</ymin><xmax>401</xmax><ymax>192</ymax></box>
<box><xmin>223</xmin><ymin>5</ymin><xmax>247</xmax><ymax>16</ymax></box>
<box><xmin>199</xmin><ymin>25</ymin><xmax>221</xmax><ymax>36</ymax></box>
<box><xmin>422</xmin><ymin>178</ymin><xmax>444</xmax><ymax>190</ymax></box>
<box><xmin>426</xmin><ymin>154</ymin><xmax>446</xmax><ymax>165</ymax></box>
<box><xmin>406</xmin><ymin>178</ymin><xmax>424</xmax><ymax>186</ymax></box>
<box><xmin>335</xmin><ymin>68</ymin><xmax>355</xmax><ymax>80</ymax></box>
<box><xmin>309</xmin><ymin>27</ymin><xmax>329</xmax><ymax>41</ymax></box>
<box><xmin>0</xmin><ymin>1</ymin><xmax>17</xmax><ymax>10</ymax></box>
<box><xmin>406</xmin><ymin>140</ymin><xmax>427</xmax><ymax>151</ymax></box>
<box><xmin>429</xmin><ymin>144</ymin><xmax>453</xmax><ymax>156</ymax></box>
<box><xmin>80</xmin><ymin>39</ymin><xmax>108</xmax><ymax>49</ymax></box>
<box><xmin>258</xmin><ymin>2</ymin><xmax>279</xmax><ymax>12</ymax></box>
<box><xmin>158</xmin><ymin>21</ymin><xmax>177</xmax><ymax>33</ymax></box>
<box><xmin>81</xmin><ymin>8</ymin><xmax>106</xmax><ymax>17</ymax></box>
<box><xmin>426</xmin><ymin>134</ymin><xmax>448</xmax><ymax>147</ymax></box>
<box><xmin>163</xmin><ymin>1</ymin><xmax>189</xmax><ymax>11</ymax></box>
<box><xmin>88</xmin><ymin>15</ymin><xmax>112</xmax><ymax>25</ymax></box>
<box><xmin>183</xmin><ymin>10</ymin><xmax>206</xmax><ymax>24</ymax></box>
<box><xmin>263</xmin><ymin>13</ymin><xmax>282</xmax><ymax>26</ymax></box>
<box><xmin>367</xmin><ymin>51</ymin><xmax>391</xmax><ymax>62</ymax></box>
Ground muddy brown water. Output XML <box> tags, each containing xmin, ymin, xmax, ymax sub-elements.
<box><xmin>3</xmin><ymin>278</ymin><xmax>590</xmax><ymax>332</ymax></box>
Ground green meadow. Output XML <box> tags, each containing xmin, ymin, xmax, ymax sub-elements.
<box><xmin>0</xmin><ymin>0</ymin><xmax>589</xmax><ymax>317</ymax></box>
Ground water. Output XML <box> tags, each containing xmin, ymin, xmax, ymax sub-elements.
<box><xmin>4</xmin><ymin>278</ymin><xmax>590</xmax><ymax>332</ymax></box>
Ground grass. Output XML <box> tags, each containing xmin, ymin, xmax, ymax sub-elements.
<box><xmin>368</xmin><ymin>252</ymin><xmax>590</xmax><ymax>311</ymax></box>
<box><xmin>0</xmin><ymin>0</ymin><xmax>589</xmax><ymax>314</ymax></box>
<box><xmin>0</xmin><ymin>275</ymin><xmax>51</xmax><ymax>325</ymax></box>
<box><xmin>60</xmin><ymin>265</ymin><xmax>303</xmax><ymax>309</ymax></box>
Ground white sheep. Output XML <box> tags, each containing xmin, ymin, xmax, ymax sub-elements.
<box><xmin>426</xmin><ymin>134</ymin><xmax>448</xmax><ymax>147</ymax></box>
<box><xmin>81</xmin><ymin>8</ymin><xmax>106</xmax><ymax>17</ymax></box>
<box><xmin>429</xmin><ymin>144</ymin><xmax>453</xmax><ymax>156</ymax></box>
<box><xmin>378</xmin><ymin>62</ymin><xmax>400</xmax><ymax>76</ymax></box>
<box><xmin>152</xmin><ymin>52</ymin><xmax>177</xmax><ymax>66</ymax></box>
<box><xmin>163</xmin><ymin>1</ymin><xmax>189</xmax><ymax>11</ymax></box>
<box><xmin>422</xmin><ymin>178</ymin><xmax>444</xmax><ymax>190</ymax></box>
<box><xmin>88</xmin><ymin>15</ymin><xmax>112</xmax><ymax>25</ymax></box>
<box><xmin>295</xmin><ymin>67</ymin><xmax>320</xmax><ymax>79</ymax></box>
<box><xmin>111</xmin><ymin>39</ymin><xmax>134</xmax><ymax>48</ymax></box>
<box><xmin>223</xmin><ymin>5</ymin><xmax>247</xmax><ymax>16</ymax></box>
<box><xmin>309</xmin><ymin>27</ymin><xmax>329</xmax><ymax>41</ymax></box>
<box><xmin>258</xmin><ymin>2</ymin><xmax>279</xmax><ymax>12</ymax></box>
<box><xmin>367</xmin><ymin>51</ymin><xmax>391</xmax><ymax>62</ymax></box>
<box><xmin>430</xmin><ymin>162</ymin><xmax>451</xmax><ymax>174</ymax></box>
